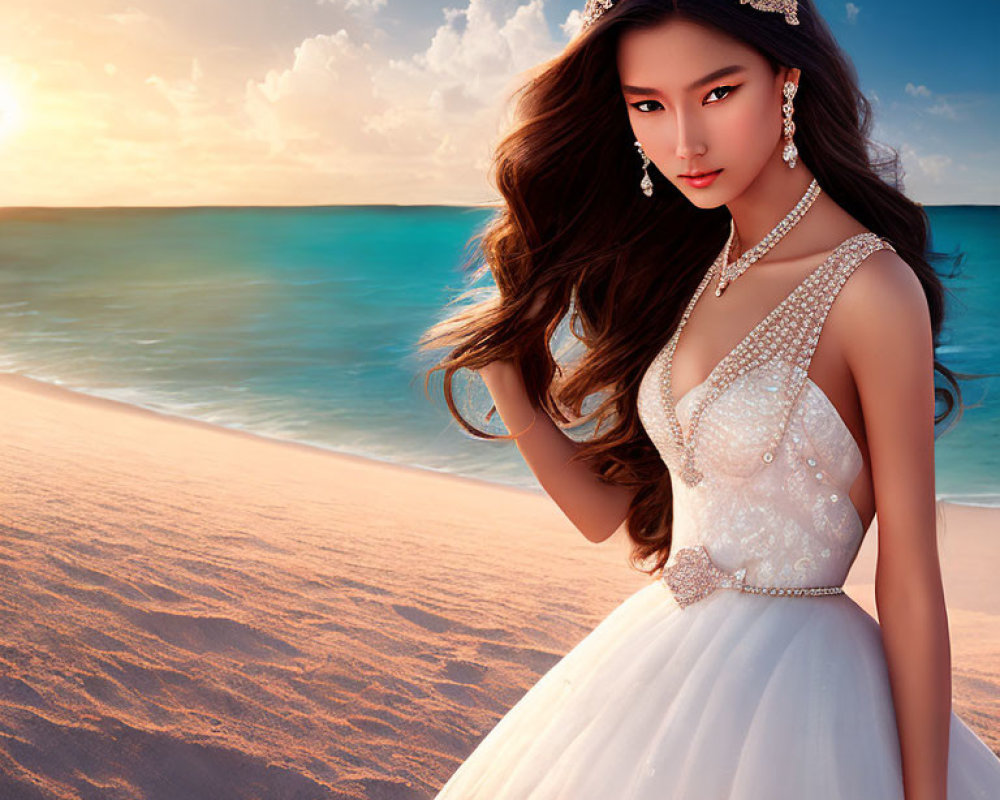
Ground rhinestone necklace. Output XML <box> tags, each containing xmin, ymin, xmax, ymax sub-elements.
<box><xmin>715</xmin><ymin>178</ymin><xmax>822</xmax><ymax>297</ymax></box>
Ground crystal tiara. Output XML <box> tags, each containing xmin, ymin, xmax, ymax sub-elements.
<box><xmin>581</xmin><ymin>0</ymin><xmax>800</xmax><ymax>30</ymax></box>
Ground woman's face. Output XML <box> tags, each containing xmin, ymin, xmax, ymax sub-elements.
<box><xmin>617</xmin><ymin>17</ymin><xmax>798</xmax><ymax>209</ymax></box>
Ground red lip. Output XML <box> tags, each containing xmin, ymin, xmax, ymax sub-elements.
<box><xmin>679</xmin><ymin>169</ymin><xmax>722</xmax><ymax>178</ymax></box>
<box><xmin>680</xmin><ymin>168</ymin><xmax>723</xmax><ymax>188</ymax></box>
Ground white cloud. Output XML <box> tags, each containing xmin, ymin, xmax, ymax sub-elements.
<box><xmin>845</xmin><ymin>3</ymin><xmax>860</xmax><ymax>24</ymax></box>
<box><xmin>242</xmin><ymin>0</ymin><xmax>566</xmax><ymax>200</ymax></box>
<box><xmin>916</xmin><ymin>153</ymin><xmax>952</xmax><ymax>181</ymax></box>
<box><xmin>106</xmin><ymin>7</ymin><xmax>158</xmax><ymax>26</ymax></box>
<box><xmin>902</xmin><ymin>81</ymin><xmax>962</xmax><ymax>122</ymax></box>
<box><xmin>244</xmin><ymin>30</ymin><xmax>378</xmax><ymax>155</ymax></box>
<box><xmin>900</xmin><ymin>142</ymin><xmax>953</xmax><ymax>184</ymax></box>
<box><xmin>905</xmin><ymin>82</ymin><xmax>931</xmax><ymax>98</ymax></box>
<box><xmin>318</xmin><ymin>0</ymin><xmax>387</xmax><ymax>10</ymax></box>
<box><xmin>146</xmin><ymin>57</ymin><xmax>206</xmax><ymax>118</ymax></box>
<box><xmin>926</xmin><ymin>100</ymin><xmax>958</xmax><ymax>119</ymax></box>
<box><xmin>406</xmin><ymin>0</ymin><xmax>555</xmax><ymax>100</ymax></box>
<box><xmin>561</xmin><ymin>9</ymin><xmax>584</xmax><ymax>39</ymax></box>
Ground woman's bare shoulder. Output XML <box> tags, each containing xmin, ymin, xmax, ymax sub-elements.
<box><xmin>838</xmin><ymin>245</ymin><xmax>926</xmax><ymax>317</ymax></box>
<box><xmin>834</xmin><ymin>246</ymin><xmax>933</xmax><ymax>384</ymax></box>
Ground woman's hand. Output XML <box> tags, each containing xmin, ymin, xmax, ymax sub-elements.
<box><xmin>474</xmin><ymin>285</ymin><xmax>554</xmax><ymax>417</ymax></box>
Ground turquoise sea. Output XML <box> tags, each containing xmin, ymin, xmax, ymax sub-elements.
<box><xmin>0</xmin><ymin>204</ymin><xmax>997</xmax><ymax>503</ymax></box>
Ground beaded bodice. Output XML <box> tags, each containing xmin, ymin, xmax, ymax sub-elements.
<box><xmin>637</xmin><ymin>232</ymin><xmax>896</xmax><ymax>598</ymax></box>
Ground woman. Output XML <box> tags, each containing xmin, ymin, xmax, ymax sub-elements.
<box><xmin>418</xmin><ymin>1</ymin><xmax>1000</xmax><ymax>797</ymax></box>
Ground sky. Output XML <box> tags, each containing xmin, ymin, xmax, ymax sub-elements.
<box><xmin>0</xmin><ymin>0</ymin><xmax>996</xmax><ymax>207</ymax></box>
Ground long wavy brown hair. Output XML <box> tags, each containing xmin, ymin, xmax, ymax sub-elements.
<box><xmin>416</xmin><ymin>0</ymin><xmax>969</xmax><ymax>577</ymax></box>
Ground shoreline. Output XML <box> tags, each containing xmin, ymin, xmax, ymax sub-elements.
<box><xmin>2</xmin><ymin>369</ymin><xmax>995</xmax><ymax>508</ymax></box>
<box><xmin>0</xmin><ymin>369</ymin><xmax>542</xmax><ymax>498</ymax></box>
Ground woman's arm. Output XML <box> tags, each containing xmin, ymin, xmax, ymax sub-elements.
<box><xmin>477</xmin><ymin>359</ymin><xmax>636</xmax><ymax>544</ymax></box>
<box><xmin>840</xmin><ymin>249</ymin><xmax>951</xmax><ymax>800</ymax></box>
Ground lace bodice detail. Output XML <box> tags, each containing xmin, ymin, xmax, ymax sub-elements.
<box><xmin>638</xmin><ymin>232</ymin><xmax>896</xmax><ymax>592</ymax></box>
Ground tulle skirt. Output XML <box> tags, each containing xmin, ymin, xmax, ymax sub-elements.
<box><xmin>434</xmin><ymin>581</ymin><xmax>1000</xmax><ymax>799</ymax></box>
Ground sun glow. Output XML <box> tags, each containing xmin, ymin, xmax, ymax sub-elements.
<box><xmin>0</xmin><ymin>81</ymin><xmax>24</xmax><ymax>141</ymax></box>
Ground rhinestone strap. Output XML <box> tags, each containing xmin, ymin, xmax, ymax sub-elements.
<box><xmin>661</xmin><ymin>545</ymin><xmax>844</xmax><ymax>609</ymax></box>
<box><xmin>659</xmin><ymin>232</ymin><xmax>896</xmax><ymax>488</ymax></box>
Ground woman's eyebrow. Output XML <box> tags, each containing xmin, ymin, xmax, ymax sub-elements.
<box><xmin>621</xmin><ymin>64</ymin><xmax>747</xmax><ymax>95</ymax></box>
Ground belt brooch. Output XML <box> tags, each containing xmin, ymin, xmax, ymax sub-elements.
<box><xmin>661</xmin><ymin>544</ymin><xmax>844</xmax><ymax>609</ymax></box>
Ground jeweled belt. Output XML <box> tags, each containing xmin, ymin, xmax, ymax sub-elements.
<box><xmin>661</xmin><ymin>545</ymin><xmax>845</xmax><ymax>609</ymax></box>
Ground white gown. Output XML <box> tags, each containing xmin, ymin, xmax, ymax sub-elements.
<box><xmin>434</xmin><ymin>232</ymin><xmax>1000</xmax><ymax>799</ymax></box>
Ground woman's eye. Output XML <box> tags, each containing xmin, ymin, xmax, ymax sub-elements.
<box><xmin>704</xmin><ymin>84</ymin><xmax>736</xmax><ymax>104</ymax></box>
<box><xmin>630</xmin><ymin>100</ymin><xmax>663</xmax><ymax>113</ymax></box>
<box><xmin>629</xmin><ymin>85</ymin><xmax>737</xmax><ymax>112</ymax></box>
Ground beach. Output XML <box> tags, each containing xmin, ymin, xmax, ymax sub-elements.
<box><xmin>0</xmin><ymin>370</ymin><xmax>997</xmax><ymax>798</ymax></box>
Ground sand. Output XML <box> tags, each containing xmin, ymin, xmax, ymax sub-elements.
<box><xmin>0</xmin><ymin>371</ymin><xmax>996</xmax><ymax>799</ymax></box>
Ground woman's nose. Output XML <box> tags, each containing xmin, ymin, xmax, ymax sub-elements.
<box><xmin>674</xmin><ymin>112</ymin><xmax>707</xmax><ymax>160</ymax></box>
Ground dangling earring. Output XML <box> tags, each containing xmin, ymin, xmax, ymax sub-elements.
<box><xmin>634</xmin><ymin>140</ymin><xmax>654</xmax><ymax>197</ymax></box>
<box><xmin>782</xmin><ymin>81</ymin><xmax>798</xmax><ymax>169</ymax></box>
